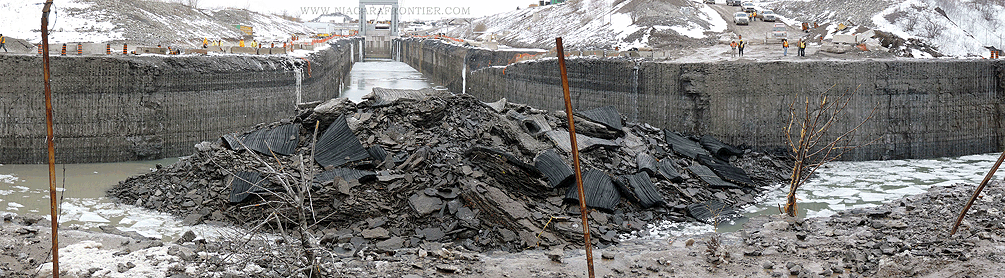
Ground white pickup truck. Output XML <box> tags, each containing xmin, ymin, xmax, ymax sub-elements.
<box><xmin>770</xmin><ymin>23</ymin><xmax>788</xmax><ymax>42</ymax></box>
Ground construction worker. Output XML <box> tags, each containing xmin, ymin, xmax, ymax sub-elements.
<box><xmin>782</xmin><ymin>39</ymin><xmax>789</xmax><ymax>56</ymax></box>
<box><xmin>203</xmin><ymin>37</ymin><xmax>208</xmax><ymax>48</ymax></box>
<box><xmin>239</xmin><ymin>39</ymin><xmax>245</xmax><ymax>47</ymax></box>
<box><xmin>798</xmin><ymin>39</ymin><xmax>806</xmax><ymax>56</ymax></box>
<box><xmin>738</xmin><ymin>38</ymin><xmax>746</xmax><ymax>57</ymax></box>
<box><xmin>0</xmin><ymin>34</ymin><xmax>7</xmax><ymax>52</ymax></box>
<box><xmin>730</xmin><ymin>40</ymin><xmax>738</xmax><ymax>57</ymax></box>
<box><xmin>752</xmin><ymin>11</ymin><xmax>757</xmax><ymax>21</ymax></box>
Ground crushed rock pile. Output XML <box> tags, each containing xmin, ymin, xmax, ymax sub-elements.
<box><xmin>109</xmin><ymin>89</ymin><xmax>791</xmax><ymax>254</ymax></box>
<box><xmin>742</xmin><ymin>182</ymin><xmax>1005</xmax><ymax>277</ymax></box>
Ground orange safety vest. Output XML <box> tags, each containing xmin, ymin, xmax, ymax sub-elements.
<box><xmin>799</xmin><ymin>41</ymin><xmax>806</xmax><ymax>48</ymax></box>
<box><xmin>1</xmin><ymin>36</ymin><xmax>4</xmax><ymax>44</ymax></box>
<box><xmin>730</xmin><ymin>41</ymin><xmax>737</xmax><ymax>48</ymax></box>
<box><xmin>239</xmin><ymin>40</ymin><xmax>245</xmax><ymax>47</ymax></box>
<box><xmin>783</xmin><ymin>41</ymin><xmax>789</xmax><ymax>47</ymax></box>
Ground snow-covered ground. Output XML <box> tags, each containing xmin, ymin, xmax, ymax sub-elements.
<box><xmin>767</xmin><ymin>0</ymin><xmax>1004</xmax><ymax>57</ymax></box>
<box><xmin>432</xmin><ymin>0</ymin><xmax>1002</xmax><ymax>58</ymax></box>
<box><xmin>871</xmin><ymin>0</ymin><xmax>1005</xmax><ymax>57</ymax></box>
<box><xmin>438</xmin><ymin>0</ymin><xmax>726</xmax><ymax>50</ymax></box>
<box><xmin>0</xmin><ymin>0</ymin><xmax>124</xmax><ymax>43</ymax></box>
<box><xmin>0</xmin><ymin>0</ymin><xmax>315</xmax><ymax>45</ymax></box>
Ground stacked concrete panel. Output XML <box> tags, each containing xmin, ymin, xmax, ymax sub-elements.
<box><xmin>229</xmin><ymin>46</ymin><xmax>257</xmax><ymax>55</ymax></box>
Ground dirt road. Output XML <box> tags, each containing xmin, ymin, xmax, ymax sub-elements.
<box><xmin>707</xmin><ymin>2</ymin><xmax>801</xmax><ymax>45</ymax></box>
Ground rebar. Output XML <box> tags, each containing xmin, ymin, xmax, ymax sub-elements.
<box><xmin>556</xmin><ymin>37</ymin><xmax>595</xmax><ymax>278</ymax></box>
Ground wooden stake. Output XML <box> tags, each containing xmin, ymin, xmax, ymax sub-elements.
<box><xmin>950</xmin><ymin>151</ymin><xmax>1005</xmax><ymax>235</ymax></box>
<box><xmin>41</xmin><ymin>1</ymin><xmax>60</xmax><ymax>277</ymax></box>
<box><xmin>556</xmin><ymin>37</ymin><xmax>595</xmax><ymax>278</ymax></box>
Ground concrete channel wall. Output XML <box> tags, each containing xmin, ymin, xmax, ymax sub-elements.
<box><xmin>395</xmin><ymin>38</ymin><xmax>1005</xmax><ymax>160</ymax></box>
<box><xmin>0</xmin><ymin>38</ymin><xmax>362</xmax><ymax>164</ymax></box>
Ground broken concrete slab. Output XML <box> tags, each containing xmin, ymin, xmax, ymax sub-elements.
<box><xmin>466</xmin><ymin>147</ymin><xmax>545</xmax><ymax>195</ymax></box>
<box><xmin>636</xmin><ymin>153</ymin><xmax>683</xmax><ymax>182</ymax></box>
<box><xmin>545</xmin><ymin>130</ymin><xmax>619</xmax><ymax>153</ymax></box>
<box><xmin>534</xmin><ymin>149</ymin><xmax>574</xmax><ymax>189</ymax></box>
<box><xmin>664</xmin><ymin>131</ymin><xmax>710</xmax><ymax>159</ymax></box>
<box><xmin>239</xmin><ymin>123</ymin><xmax>300</xmax><ymax>156</ymax></box>
<box><xmin>483</xmin><ymin>98</ymin><xmax>507</xmax><ymax>113</ymax></box>
<box><xmin>564</xmin><ymin>168</ymin><xmax>621</xmax><ymax>211</ymax></box>
<box><xmin>616</xmin><ymin>172</ymin><xmax>666</xmax><ymax>209</ymax></box>
<box><xmin>696</xmin><ymin>154</ymin><xmax>755</xmax><ymax>187</ymax></box>
<box><xmin>577</xmin><ymin>105</ymin><xmax>623</xmax><ymax>131</ymax></box>
<box><xmin>686</xmin><ymin>164</ymin><xmax>741</xmax><ymax>189</ymax></box>
<box><xmin>315</xmin><ymin>115</ymin><xmax>370</xmax><ymax>169</ymax></box>
<box><xmin>228</xmin><ymin>171</ymin><xmax>269</xmax><ymax>203</ymax></box>
<box><xmin>508</xmin><ymin>111</ymin><xmax>552</xmax><ymax>136</ymax></box>
<box><xmin>363</xmin><ymin>87</ymin><xmax>447</xmax><ymax>107</ymax></box>
<box><xmin>700</xmin><ymin>135</ymin><xmax>743</xmax><ymax>160</ymax></box>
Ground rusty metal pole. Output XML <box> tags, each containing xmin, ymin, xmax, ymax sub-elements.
<box><xmin>950</xmin><ymin>151</ymin><xmax>1005</xmax><ymax>235</ymax></box>
<box><xmin>41</xmin><ymin>1</ymin><xmax>60</xmax><ymax>277</ymax></box>
<box><xmin>556</xmin><ymin>37</ymin><xmax>595</xmax><ymax>278</ymax></box>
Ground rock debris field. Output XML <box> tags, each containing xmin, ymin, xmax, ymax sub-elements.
<box><xmin>4</xmin><ymin>89</ymin><xmax>1005</xmax><ymax>277</ymax></box>
<box><xmin>105</xmin><ymin>89</ymin><xmax>785</xmax><ymax>273</ymax></box>
<box><xmin>110</xmin><ymin>88</ymin><xmax>788</xmax><ymax>248</ymax></box>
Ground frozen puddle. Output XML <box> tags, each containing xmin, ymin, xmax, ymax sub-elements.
<box><xmin>0</xmin><ymin>158</ymin><xmax>237</xmax><ymax>241</ymax></box>
<box><xmin>635</xmin><ymin>153</ymin><xmax>1004</xmax><ymax>237</ymax></box>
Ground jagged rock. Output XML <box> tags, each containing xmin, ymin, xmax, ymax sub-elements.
<box><xmin>409</xmin><ymin>193</ymin><xmax>443</xmax><ymax>215</ymax></box>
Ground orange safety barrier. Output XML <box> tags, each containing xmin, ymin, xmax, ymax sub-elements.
<box><xmin>106</xmin><ymin>43</ymin><xmax>111</xmax><ymax>55</ymax></box>
<box><xmin>77</xmin><ymin>43</ymin><xmax>82</xmax><ymax>55</ymax></box>
<box><xmin>61</xmin><ymin>43</ymin><xmax>66</xmax><ymax>55</ymax></box>
<box><xmin>993</xmin><ymin>50</ymin><xmax>1000</xmax><ymax>59</ymax></box>
<box><xmin>123</xmin><ymin>44</ymin><xmax>128</xmax><ymax>55</ymax></box>
<box><xmin>38</xmin><ymin>44</ymin><xmax>42</xmax><ymax>55</ymax></box>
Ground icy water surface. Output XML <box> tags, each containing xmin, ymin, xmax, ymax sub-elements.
<box><xmin>340</xmin><ymin>58</ymin><xmax>440</xmax><ymax>102</ymax></box>
<box><xmin>637</xmin><ymin>153</ymin><xmax>1005</xmax><ymax>237</ymax></box>
<box><xmin>0</xmin><ymin>158</ymin><xmax>236</xmax><ymax>240</ymax></box>
<box><xmin>5</xmin><ymin>153</ymin><xmax>1003</xmax><ymax>240</ymax></box>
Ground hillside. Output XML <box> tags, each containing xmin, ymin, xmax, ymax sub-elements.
<box><xmin>437</xmin><ymin>0</ymin><xmax>1004</xmax><ymax>58</ymax></box>
<box><xmin>439</xmin><ymin>0</ymin><xmax>727</xmax><ymax>50</ymax></box>
<box><xmin>768</xmin><ymin>0</ymin><xmax>1005</xmax><ymax>57</ymax></box>
<box><xmin>0</xmin><ymin>0</ymin><xmax>314</xmax><ymax>46</ymax></box>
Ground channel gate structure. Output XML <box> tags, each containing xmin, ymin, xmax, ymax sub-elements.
<box><xmin>393</xmin><ymin>38</ymin><xmax>1005</xmax><ymax>161</ymax></box>
<box><xmin>0</xmin><ymin>38</ymin><xmax>363</xmax><ymax>164</ymax></box>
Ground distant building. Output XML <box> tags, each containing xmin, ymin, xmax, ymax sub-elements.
<box><xmin>305</xmin><ymin>13</ymin><xmax>358</xmax><ymax>36</ymax></box>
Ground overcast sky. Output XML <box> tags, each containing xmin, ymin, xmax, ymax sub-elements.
<box><xmin>197</xmin><ymin>0</ymin><xmax>533</xmax><ymax>21</ymax></box>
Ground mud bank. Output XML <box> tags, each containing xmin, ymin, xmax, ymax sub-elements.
<box><xmin>395</xmin><ymin>38</ymin><xmax>1005</xmax><ymax>161</ymax></box>
<box><xmin>4</xmin><ymin>181</ymin><xmax>1001</xmax><ymax>277</ymax></box>
<box><xmin>0</xmin><ymin>38</ymin><xmax>362</xmax><ymax>164</ymax></box>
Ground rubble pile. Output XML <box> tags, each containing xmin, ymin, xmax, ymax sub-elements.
<box><xmin>743</xmin><ymin>183</ymin><xmax>1005</xmax><ymax>277</ymax></box>
<box><xmin>109</xmin><ymin>89</ymin><xmax>791</xmax><ymax>254</ymax></box>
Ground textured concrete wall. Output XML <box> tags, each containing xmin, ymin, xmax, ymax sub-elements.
<box><xmin>398</xmin><ymin>38</ymin><xmax>1005</xmax><ymax>160</ymax></box>
<box><xmin>394</xmin><ymin>38</ymin><xmax>546</xmax><ymax>93</ymax></box>
<box><xmin>0</xmin><ymin>38</ymin><xmax>361</xmax><ymax>164</ymax></box>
